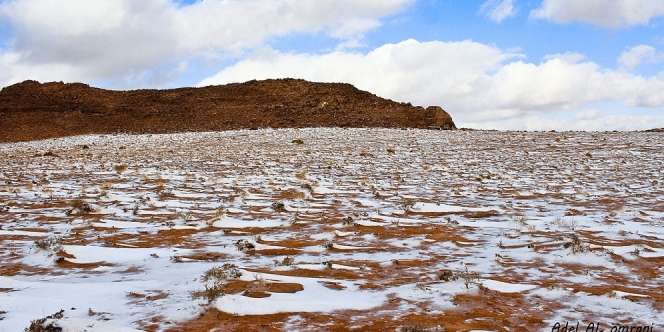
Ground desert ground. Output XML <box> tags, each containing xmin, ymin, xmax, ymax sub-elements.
<box><xmin>0</xmin><ymin>128</ymin><xmax>662</xmax><ymax>331</ymax></box>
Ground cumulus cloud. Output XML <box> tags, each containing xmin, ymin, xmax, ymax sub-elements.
<box><xmin>618</xmin><ymin>44</ymin><xmax>663</xmax><ymax>70</ymax></box>
<box><xmin>0</xmin><ymin>0</ymin><xmax>410</xmax><ymax>86</ymax></box>
<box><xmin>462</xmin><ymin>109</ymin><xmax>664</xmax><ymax>131</ymax></box>
<box><xmin>480</xmin><ymin>0</ymin><xmax>516</xmax><ymax>23</ymax></box>
<box><xmin>200</xmin><ymin>39</ymin><xmax>664</xmax><ymax>130</ymax></box>
<box><xmin>531</xmin><ymin>0</ymin><xmax>664</xmax><ymax>28</ymax></box>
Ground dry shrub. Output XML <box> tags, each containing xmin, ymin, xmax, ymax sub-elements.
<box><xmin>114</xmin><ymin>164</ymin><xmax>128</xmax><ymax>174</ymax></box>
<box><xmin>24</xmin><ymin>309</ymin><xmax>64</xmax><ymax>332</ymax></box>
<box><xmin>271</xmin><ymin>201</ymin><xmax>287</xmax><ymax>212</ymax></box>
<box><xmin>437</xmin><ymin>267</ymin><xmax>480</xmax><ymax>289</ymax></box>
<box><xmin>277</xmin><ymin>189</ymin><xmax>305</xmax><ymax>200</ymax></box>
<box><xmin>192</xmin><ymin>264</ymin><xmax>243</xmax><ymax>302</ymax></box>
<box><xmin>34</xmin><ymin>237</ymin><xmax>62</xmax><ymax>253</ymax></box>
<box><xmin>66</xmin><ymin>199</ymin><xmax>95</xmax><ymax>216</ymax></box>
<box><xmin>234</xmin><ymin>239</ymin><xmax>255</xmax><ymax>253</ymax></box>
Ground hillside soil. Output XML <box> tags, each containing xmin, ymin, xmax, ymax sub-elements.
<box><xmin>0</xmin><ymin>79</ymin><xmax>455</xmax><ymax>142</ymax></box>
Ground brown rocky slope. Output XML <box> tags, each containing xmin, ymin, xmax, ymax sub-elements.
<box><xmin>0</xmin><ymin>79</ymin><xmax>455</xmax><ymax>142</ymax></box>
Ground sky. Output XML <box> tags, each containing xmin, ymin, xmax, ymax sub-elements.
<box><xmin>0</xmin><ymin>0</ymin><xmax>663</xmax><ymax>130</ymax></box>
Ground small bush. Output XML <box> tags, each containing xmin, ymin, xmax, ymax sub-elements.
<box><xmin>341</xmin><ymin>216</ymin><xmax>354</xmax><ymax>226</ymax></box>
<box><xmin>66</xmin><ymin>199</ymin><xmax>95</xmax><ymax>216</ymax></box>
<box><xmin>437</xmin><ymin>270</ymin><xmax>457</xmax><ymax>282</ymax></box>
<box><xmin>564</xmin><ymin>233</ymin><xmax>589</xmax><ymax>254</ymax></box>
<box><xmin>24</xmin><ymin>309</ymin><xmax>64</xmax><ymax>332</ymax></box>
<box><xmin>34</xmin><ymin>237</ymin><xmax>62</xmax><ymax>253</ymax></box>
<box><xmin>401</xmin><ymin>197</ymin><xmax>416</xmax><ymax>211</ymax></box>
<box><xmin>277</xmin><ymin>256</ymin><xmax>294</xmax><ymax>266</ymax></box>
<box><xmin>202</xmin><ymin>264</ymin><xmax>242</xmax><ymax>282</ymax></box>
<box><xmin>271</xmin><ymin>201</ymin><xmax>287</xmax><ymax>212</ymax></box>
<box><xmin>114</xmin><ymin>164</ymin><xmax>128</xmax><ymax>174</ymax></box>
<box><xmin>193</xmin><ymin>264</ymin><xmax>242</xmax><ymax>302</ymax></box>
<box><xmin>437</xmin><ymin>267</ymin><xmax>480</xmax><ymax>289</ymax></box>
<box><xmin>234</xmin><ymin>239</ymin><xmax>255</xmax><ymax>253</ymax></box>
<box><xmin>277</xmin><ymin>189</ymin><xmax>305</xmax><ymax>200</ymax></box>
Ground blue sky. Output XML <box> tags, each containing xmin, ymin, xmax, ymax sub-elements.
<box><xmin>173</xmin><ymin>0</ymin><xmax>664</xmax><ymax>85</ymax></box>
<box><xmin>373</xmin><ymin>1</ymin><xmax>662</xmax><ymax>69</ymax></box>
<box><xmin>0</xmin><ymin>0</ymin><xmax>663</xmax><ymax>130</ymax></box>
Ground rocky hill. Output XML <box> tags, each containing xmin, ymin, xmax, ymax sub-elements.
<box><xmin>0</xmin><ymin>79</ymin><xmax>455</xmax><ymax>142</ymax></box>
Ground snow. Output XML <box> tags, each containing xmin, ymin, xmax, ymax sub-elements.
<box><xmin>214</xmin><ymin>271</ymin><xmax>386</xmax><ymax>315</ymax></box>
<box><xmin>480</xmin><ymin>279</ymin><xmax>537</xmax><ymax>293</ymax></box>
<box><xmin>409</xmin><ymin>202</ymin><xmax>498</xmax><ymax>214</ymax></box>
<box><xmin>212</xmin><ymin>216</ymin><xmax>289</xmax><ymax>229</ymax></box>
<box><xmin>0</xmin><ymin>128</ymin><xmax>661</xmax><ymax>330</ymax></box>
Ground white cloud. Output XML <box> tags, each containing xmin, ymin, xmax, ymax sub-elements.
<box><xmin>618</xmin><ymin>44</ymin><xmax>663</xmax><ymax>70</ymax></box>
<box><xmin>531</xmin><ymin>0</ymin><xmax>664</xmax><ymax>28</ymax></box>
<box><xmin>480</xmin><ymin>0</ymin><xmax>516</xmax><ymax>23</ymax></box>
<box><xmin>463</xmin><ymin>108</ymin><xmax>664</xmax><ymax>131</ymax></box>
<box><xmin>0</xmin><ymin>51</ymin><xmax>87</xmax><ymax>85</ymax></box>
<box><xmin>0</xmin><ymin>0</ymin><xmax>410</xmax><ymax>86</ymax></box>
<box><xmin>200</xmin><ymin>39</ymin><xmax>664</xmax><ymax>130</ymax></box>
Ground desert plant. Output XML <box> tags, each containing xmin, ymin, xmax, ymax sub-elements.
<box><xmin>24</xmin><ymin>309</ymin><xmax>64</xmax><ymax>332</ymax></box>
<box><xmin>514</xmin><ymin>212</ymin><xmax>527</xmax><ymax>226</ymax></box>
<box><xmin>177</xmin><ymin>210</ymin><xmax>194</xmax><ymax>222</ymax></box>
<box><xmin>437</xmin><ymin>266</ymin><xmax>480</xmax><ymax>289</ymax></box>
<box><xmin>401</xmin><ymin>197</ymin><xmax>416</xmax><ymax>211</ymax></box>
<box><xmin>203</xmin><ymin>264</ymin><xmax>242</xmax><ymax>281</ymax></box>
<box><xmin>460</xmin><ymin>266</ymin><xmax>480</xmax><ymax>289</ymax></box>
<box><xmin>34</xmin><ymin>237</ymin><xmax>62</xmax><ymax>254</ymax></box>
<box><xmin>271</xmin><ymin>201</ymin><xmax>287</xmax><ymax>213</ymax></box>
<box><xmin>564</xmin><ymin>233</ymin><xmax>589</xmax><ymax>254</ymax></box>
<box><xmin>234</xmin><ymin>239</ymin><xmax>256</xmax><ymax>253</ymax></box>
<box><xmin>278</xmin><ymin>188</ymin><xmax>305</xmax><ymax>200</ymax></box>
<box><xmin>300</xmin><ymin>183</ymin><xmax>314</xmax><ymax>194</ymax></box>
<box><xmin>288</xmin><ymin>213</ymin><xmax>299</xmax><ymax>225</ymax></box>
<box><xmin>114</xmin><ymin>164</ymin><xmax>128</xmax><ymax>174</ymax></box>
<box><xmin>277</xmin><ymin>256</ymin><xmax>294</xmax><ymax>266</ymax></box>
<box><xmin>553</xmin><ymin>216</ymin><xmax>577</xmax><ymax>231</ymax></box>
<box><xmin>341</xmin><ymin>216</ymin><xmax>354</xmax><ymax>226</ymax></box>
<box><xmin>66</xmin><ymin>199</ymin><xmax>95</xmax><ymax>216</ymax></box>
<box><xmin>193</xmin><ymin>264</ymin><xmax>243</xmax><ymax>303</ymax></box>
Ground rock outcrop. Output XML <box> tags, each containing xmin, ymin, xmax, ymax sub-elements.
<box><xmin>0</xmin><ymin>79</ymin><xmax>456</xmax><ymax>142</ymax></box>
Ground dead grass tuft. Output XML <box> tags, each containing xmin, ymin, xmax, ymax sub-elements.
<box><xmin>277</xmin><ymin>189</ymin><xmax>305</xmax><ymax>200</ymax></box>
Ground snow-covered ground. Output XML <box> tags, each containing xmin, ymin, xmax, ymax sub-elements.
<box><xmin>0</xmin><ymin>128</ymin><xmax>662</xmax><ymax>331</ymax></box>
